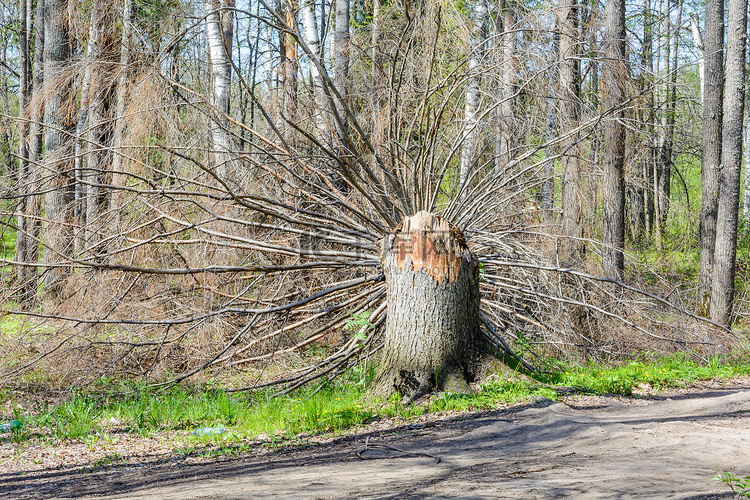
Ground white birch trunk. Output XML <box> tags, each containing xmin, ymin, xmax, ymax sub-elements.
<box><xmin>690</xmin><ymin>13</ymin><xmax>704</xmax><ymax>106</ymax></box>
<box><xmin>495</xmin><ymin>6</ymin><xmax>516</xmax><ymax>174</ymax></box>
<box><xmin>205</xmin><ymin>0</ymin><xmax>234</xmax><ymax>179</ymax></box>
<box><xmin>111</xmin><ymin>0</ymin><xmax>133</xmax><ymax>237</ymax></box>
<box><xmin>459</xmin><ymin>0</ymin><xmax>488</xmax><ymax>192</ymax></box>
<box><xmin>300</xmin><ymin>0</ymin><xmax>329</xmax><ymax>144</ymax></box>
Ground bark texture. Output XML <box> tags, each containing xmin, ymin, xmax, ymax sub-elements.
<box><xmin>601</xmin><ymin>0</ymin><xmax>626</xmax><ymax>280</ymax></box>
<box><xmin>41</xmin><ymin>0</ymin><xmax>73</xmax><ymax>297</ymax></box>
<box><xmin>710</xmin><ymin>0</ymin><xmax>747</xmax><ymax>325</ymax></box>
<box><xmin>698</xmin><ymin>0</ymin><xmax>723</xmax><ymax>316</ymax></box>
<box><xmin>370</xmin><ymin>212</ymin><xmax>482</xmax><ymax>403</ymax></box>
<box><xmin>559</xmin><ymin>0</ymin><xmax>583</xmax><ymax>264</ymax></box>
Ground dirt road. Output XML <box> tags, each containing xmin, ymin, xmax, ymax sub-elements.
<box><xmin>2</xmin><ymin>386</ymin><xmax>750</xmax><ymax>499</ymax></box>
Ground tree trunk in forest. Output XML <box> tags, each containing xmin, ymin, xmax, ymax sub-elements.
<box><xmin>744</xmin><ymin>102</ymin><xmax>750</xmax><ymax>221</ymax></box>
<box><xmin>494</xmin><ymin>3</ymin><xmax>516</xmax><ymax>175</ymax></box>
<box><xmin>559</xmin><ymin>0</ymin><xmax>583</xmax><ymax>264</ymax></box>
<box><xmin>281</xmin><ymin>0</ymin><xmax>298</xmax><ymax>145</ymax></box>
<box><xmin>300</xmin><ymin>0</ymin><xmax>329</xmax><ymax>144</ymax></box>
<box><xmin>371</xmin><ymin>0</ymin><xmax>385</xmax><ymax>151</ymax></box>
<box><xmin>369</xmin><ymin>211</ymin><xmax>483</xmax><ymax>403</ymax></box>
<box><xmin>41</xmin><ymin>0</ymin><xmax>73</xmax><ymax>298</ymax></box>
<box><xmin>84</xmin><ymin>0</ymin><xmax>113</xmax><ymax>258</ymax></box>
<box><xmin>655</xmin><ymin>0</ymin><xmax>682</xmax><ymax>240</ymax></box>
<box><xmin>14</xmin><ymin>0</ymin><xmax>32</xmax><ymax>300</ymax></box>
<box><xmin>540</xmin><ymin>19</ymin><xmax>558</xmax><ymax>220</ymax></box>
<box><xmin>642</xmin><ymin>0</ymin><xmax>655</xmax><ymax>236</ymax></box>
<box><xmin>710</xmin><ymin>0</ymin><xmax>747</xmax><ymax>325</ymax></box>
<box><xmin>689</xmin><ymin>13</ymin><xmax>704</xmax><ymax>106</ymax></box>
<box><xmin>698</xmin><ymin>0</ymin><xmax>724</xmax><ymax>316</ymax></box>
<box><xmin>111</xmin><ymin>0</ymin><xmax>133</xmax><ymax>238</ymax></box>
<box><xmin>333</xmin><ymin>0</ymin><xmax>349</xmax><ymax>142</ymax></box>
<box><xmin>459</xmin><ymin>0</ymin><xmax>488</xmax><ymax>192</ymax></box>
<box><xmin>205</xmin><ymin>0</ymin><xmax>234</xmax><ymax>179</ymax></box>
<box><xmin>16</xmin><ymin>0</ymin><xmax>45</xmax><ymax>307</ymax></box>
<box><xmin>602</xmin><ymin>0</ymin><xmax>627</xmax><ymax>280</ymax></box>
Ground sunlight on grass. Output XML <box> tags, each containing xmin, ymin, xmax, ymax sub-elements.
<box><xmin>3</xmin><ymin>353</ymin><xmax>749</xmax><ymax>454</ymax></box>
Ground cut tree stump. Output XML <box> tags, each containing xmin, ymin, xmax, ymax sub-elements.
<box><xmin>370</xmin><ymin>211</ymin><xmax>483</xmax><ymax>403</ymax></box>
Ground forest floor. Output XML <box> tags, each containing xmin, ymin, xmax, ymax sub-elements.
<box><xmin>1</xmin><ymin>378</ymin><xmax>750</xmax><ymax>499</ymax></box>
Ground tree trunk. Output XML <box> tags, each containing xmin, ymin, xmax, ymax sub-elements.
<box><xmin>459</xmin><ymin>0</ymin><xmax>488</xmax><ymax>192</ymax></box>
<box><xmin>370</xmin><ymin>211</ymin><xmax>483</xmax><ymax>403</ymax></box>
<box><xmin>698</xmin><ymin>0</ymin><xmax>724</xmax><ymax>316</ymax></box>
<box><xmin>84</xmin><ymin>0</ymin><xmax>113</xmax><ymax>258</ymax></box>
<box><xmin>41</xmin><ymin>0</ymin><xmax>73</xmax><ymax>298</ymax></box>
<box><xmin>16</xmin><ymin>0</ymin><xmax>45</xmax><ymax>307</ymax></box>
<box><xmin>282</xmin><ymin>0</ymin><xmax>298</xmax><ymax>145</ymax></box>
<box><xmin>205</xmin><ymin>0</ymin><xmax>234</xmax><ymax>179</ymax></box>
<box><xmin>300</xmin><ymin>0</ymin><xmax>329</xmax><ymax>144</ymax></box>
<box><xmin>601</xmin><ymin>0</ymin><xmax>627</xmax><ymax>280</ymax></box>
<box><xmin>689</xmin><ymin>13</ymin><xmax>704</xmax><ymax>106</ymax></box>
<box><xmin>14</xmin><ymin>0</ymin><xmax>31</xmax><ymax>297</ymax></box>
<box><xmin>111</xmin><ymin>0</ymin><xmax>134</xmax><ymax>239</ymax></box>
<box><xmin>333</xmin><ymin>0</ymin><xmax>350</xmax><ymax>141</ymax></box>
<box><xmin>559</xmin><ymin>0</ymin><xmax>583</xmax><ymax>264</ymax></box>
<box><xmin>643</xmin><ymin>0</ymin><xmax>655</xmax><ymax>235</ymax></box>
<box><xmin>710</xmin><ymin>0</ymin><xmax>747</xmax><ymax>325</ymax></box>
<box><xmin>494</xmin><ymin>3</ymin><xmax>516</xmax><ymax>174</ymax></box>
<box><xmin>541</xmin><ymin>19</ymin><xmax>558</xmax><ymax>220</ymax></box>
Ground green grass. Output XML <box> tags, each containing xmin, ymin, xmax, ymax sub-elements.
<box><xmin>2</xmin><ymin>354</ymin><xmax>749</xmax><ymax>454</ymax></box>
<box><xmin>541</xmin><ymin>353</ymin><xmax>750</xmax><ymax>396</ymax></box>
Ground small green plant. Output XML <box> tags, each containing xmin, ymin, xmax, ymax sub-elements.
<box><xmin>343</xmin><ymin>310</ymin><xmax>374</xmax><ymax>343</ymax></box>
<box><xmin>714</xmin><ymin>469</ymin><xmax>750</xmax><ymax>498</ymax></box>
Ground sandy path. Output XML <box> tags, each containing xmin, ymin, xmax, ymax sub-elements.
<box><xmin>2</xmin><ymin>388</ymin><xmax>749</xmax><ymax>499</ymax></box>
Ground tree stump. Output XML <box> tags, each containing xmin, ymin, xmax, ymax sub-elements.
<box><xmin>370</xmin><ymin>211</ymin><xmax>483</xmax><ymax>403</ymax></box>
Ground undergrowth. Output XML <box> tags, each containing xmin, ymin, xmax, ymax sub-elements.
<box><xmin>1</xmin><ymin>353</ymin><xmax>749</xmax><ymax>456</ymax></box>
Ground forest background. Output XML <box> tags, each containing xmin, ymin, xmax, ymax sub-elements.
<box><xmin>0</xmin><ymin>0</ymin><xmax>749</xmax><ymax>398</ymax></box>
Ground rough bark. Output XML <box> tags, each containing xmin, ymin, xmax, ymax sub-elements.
<box><xmin>14</xmin><ymin>0</ymin><xmax>31</xmax><ymax>297</ymax></box>
<box><xmin>601</xmin><ymin>0</ymin><xmax>627</xmax><ymax>280</ymax></box>
<box><xmin>370</xmin><ymin>212</ymin><xmax>483</xmax><ymax>403</ymax></box>
<box><xmin>710</xmin><ymin>0</ymin><xmax>747</xmax><ymax>325</ymax></box>
<box><xmin>698</xmin><ymin>0</ymin><xmax>724</xmax><ymax>316</ymax></box>
<box><xmin>559</xmin><ymin>0</ymin><xmax>583</xmax><ymax>264</ymax></box>
<box><xmin>84</xmin><ymin>0</ymin><xmax>114</xmax><ymax>258</ymax></box>
<box><xmin>41</xmin><ymin>0</ymin><xmax>73</xmax><ymax>298</ymax></box>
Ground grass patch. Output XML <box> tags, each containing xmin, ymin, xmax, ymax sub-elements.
<box><xmin>541</xmin><ymin>353</ymin><xmax>750</xmax><ymax>396</ymax></box>
<box><xmin>2</xmin><ymin>353</ymin><xmax>749</xmax><ymax>456</ymax></box>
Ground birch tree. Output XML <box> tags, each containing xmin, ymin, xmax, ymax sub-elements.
<box><xmin>204</xmin><ymin>0</ymin><xmax>234</xmax><ymax>179</ymax></box>
<box><xmin>459</xmin><ymin>0</ymin><xmax>488</xmax><ymax>191</ymax></box>
<box><xmin>494</xmin><ymin>0</ymin><xmax>516</xmax><ymax>174</ymax></box>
